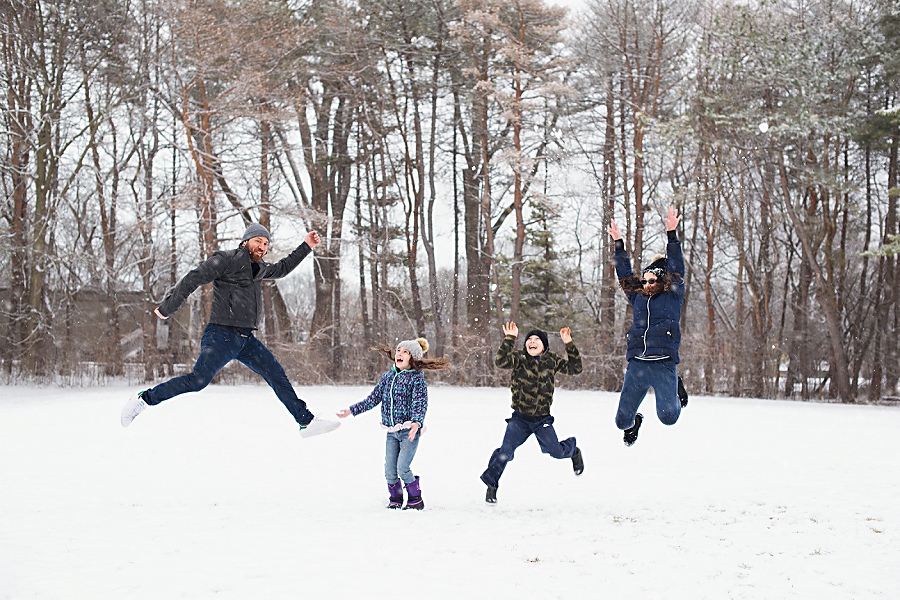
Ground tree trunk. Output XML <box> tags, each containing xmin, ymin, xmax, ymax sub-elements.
<box><xmin>778</xmin><ymin>157</ymin><xmax>853</xmax><ymax>402</ymax></box>
<box><xmin>138</xmin><ymin>140</ymin><xmax>159</xmax><ymax>382</ymax></box>
<box><xmin>5</xmin><ymin>68</ymin><xmax>31</xmax><ymax>373</ymax></box>
<box><xmin>463</xmin><ymin>163</ymin><xmax>490</xmax><ymax>332</ymax></box>
<box><xmin>23</xmin><ymin>100</ymin><xmax>55</xmax><ymax>374</ymax></box>
<box><xmin>182</xmin><ymin>78</ymin><xmax>219</xmax><ymax>328</ymax></box>
<box><xmin>422</xmin><ymin>28</ymin><xmax>447</xmax><ymax>356</ymax></box>
<box><xmin>85</xmin><ymin>84</ymin><xmax>123</xmax><ymax>377</ymax></box>
<box><xmin>873</xmin><ymin>134</ymin><xmax>899</xmax><ymax>399</ymax></box>
<box><xmin>600</xmin><ymin>75</ymin><xmax>619</xmax><ymax>391</ymax></box>
<box><xmin>304</xmin><ymin>93</ymin><xmax>352</xmax><ymax>379</ymax></box>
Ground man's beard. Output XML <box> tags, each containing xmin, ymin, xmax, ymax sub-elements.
<box><xmin>249</xmin><ymin>248</ymin><xmax>265</xmax><ymax>262</ymax></box>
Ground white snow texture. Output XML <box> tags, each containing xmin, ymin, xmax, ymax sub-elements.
<box><xmin>0</xmin><ymin>384</ymin><xmax>896</xmax><ymax>599</ymax></box>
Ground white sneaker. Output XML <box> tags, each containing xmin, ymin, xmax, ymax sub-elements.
<box><xmin>299</xmin><ymin>416</ymin><xmax>340</xmax><ymax>438</ymax></box>
<box><xmin>121</xmin><ymin>392</ymin><xmax>150</xmax><ymax>427</ymax></box>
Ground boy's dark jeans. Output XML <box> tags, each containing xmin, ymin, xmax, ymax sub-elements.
<box><xmin>144</xmin><ymin>323</ymin><xmax>313</xmax><ymax>425</ymax></box>
<box><xmin>480</xmin><ymin>412</ymin><xmax>576</xmax><ymax>489</ymax></box>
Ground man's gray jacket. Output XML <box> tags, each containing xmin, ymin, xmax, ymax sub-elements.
<box><xmin>157</xmin><ymin>242</ymin><xmax>312</xmax><ymax>329</ymax></box>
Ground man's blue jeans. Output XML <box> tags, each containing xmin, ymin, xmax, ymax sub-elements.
<box><xmin>144</xmin><ymin>323</ymin><xmax>313</xmax><ymax>425</ymax></box>
<box><xmin>385</xmin><ymin>430</ymin><xmax>420</xmax><ymax>485</ymax></box>
<box><xmin>480</xmin><ymin>412</ymin><xmax>576</xmax><ymax>489</ymax></box>
<box><xmin>615</xmin><ymin>358</ymin><xmax>681</xmax><ymax>429</ymax></box>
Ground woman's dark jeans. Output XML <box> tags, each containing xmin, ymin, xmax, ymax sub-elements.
<box><xmin>615</xmin><ymin>358</ymin><xmax>680</xmax><ymax>430</ymax></box>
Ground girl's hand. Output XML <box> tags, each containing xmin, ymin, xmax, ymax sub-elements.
<box><xmin>502</xmin><ymin>321</ymin><xmax>518</xmax><ymax>337</ymax></box>
<box><xmin>608</xmin><ymin>219</ymin><xmax>623</xmax><ymax>241</ymax></box>
<box><xmin>408</xmin><ymin>422</ymin><xmax>420</xmax><ymax>441</ymax></box>
<box><xmin>664</xmin><ymin>206</ymin><xmax>682</xmax><ymax>231</ymax></box>
<box><xmin>336</xmin><ymin>409</ymin><xmax>352</xmax><ymax>419</ymax></box>
<box><xmin>559</xmin><ymin>327</ymin><xmax>572</xmax><ymax>344</ymax></box>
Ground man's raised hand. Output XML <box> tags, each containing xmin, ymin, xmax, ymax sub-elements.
<box><xmin>305</xmin><ymin>230</ymin><xmax>321</xmax><ymax>249</ymax></box>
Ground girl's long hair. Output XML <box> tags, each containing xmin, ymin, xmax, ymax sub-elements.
<box><xmin>372</xmin><ymin>338</ymin><xmax>451</xmax><ymax>371</ymax></box>
<box><xmin>620</xmin><ymin>253</ymin><xmax>678</xmax><ymax>295</ymax></box>
<box><xmin>620</xmin><ymin>272</ymin><xmax>674</xmax><ymax>296</ymax></box>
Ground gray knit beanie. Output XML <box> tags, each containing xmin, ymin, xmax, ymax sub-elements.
<box><xmin>396</xmin><ymin>338</ymin><xmax>426</xmax><ymax>360</ymax></box>
<box><xmin>241</xmin><ymin>223</ymin><xmax>270</xmax><ymax>243</ymax></box>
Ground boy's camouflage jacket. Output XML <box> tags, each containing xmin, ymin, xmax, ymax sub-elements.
<box><xmin>495</xmin><ymin>335</ymin><xmax>582</xmax><ymax>416</ymax></box>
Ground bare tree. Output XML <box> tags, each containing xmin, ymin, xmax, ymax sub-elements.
<box><xmin>1</xmin><ymin>0</ymin><xmax>130</xmax><ymax>374</ymax></box>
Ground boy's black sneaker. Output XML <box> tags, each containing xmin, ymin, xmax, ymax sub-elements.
<box><xmin>485</xmin><ymin>485</ymin><xmax>497</xmax><ymax>504</ymax></box>
<box><xmin>623</xmin><ymin>413</ymin><xmax>643</xmax><ymax>447</ymax></box>
<box><xmin>678</xmin><ymin>376</ymin><xmax>688</xmax><ymax>408</ymax></box>
<box><xmin>572</xmin><ymin>447</ymin><xmax>584</xmax><ymax>475</ymax></box>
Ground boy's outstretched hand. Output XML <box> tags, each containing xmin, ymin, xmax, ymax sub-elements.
<box><xmin>560</xmin><ymin>327</ymin><xmax>573</xmax><ymax>344</ymax></box>
<box><xmin>502</xmin><ymin>321</ymin><xmax>518</xmax><ymax>337</ymax></box>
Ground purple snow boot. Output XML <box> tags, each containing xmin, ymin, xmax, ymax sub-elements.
<box><xmin>403</xmin><ymin>476</ymin><xmax>424</xmax><ymax>511</ymax></box>
<box><xmin>388</xmin><ymin>481</ymin><xmax>403</xmax><ymax>509</ymax></box>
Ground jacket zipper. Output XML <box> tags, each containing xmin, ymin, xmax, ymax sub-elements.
<box><xmin>642</xmin><ymin>295</ymin><xmax>651</xmax><ymax>356</ymax></box>
<box><xmin>388</xmin><ymin>370</ymin><xmax>398</xmax><ymax>426</ymax></box>
<box><xmin>248</xmin><ymin>251</ymin><xmax>259</xmax><ymax>324</ymax></box>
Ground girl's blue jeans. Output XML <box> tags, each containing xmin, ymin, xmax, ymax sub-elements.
<box><xmin>144</xmin><ymin>323</ymin><xmax>314</xmax><ymax>425</ymax></box>
<box><xmin>385</xmin><ymin>429</ymin><xmax>420</xmax><ymax>485</ymax></box>
<box><xmin>615</xmin><ymin>358</ymin><xmax>681</xmax><ymax>429</ymax></box>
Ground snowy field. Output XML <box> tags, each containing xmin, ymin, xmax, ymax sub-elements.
<box><xmin>0</xmin><ymin>383</ymin><xmax>897</xmax><ymax>599</ymax></box>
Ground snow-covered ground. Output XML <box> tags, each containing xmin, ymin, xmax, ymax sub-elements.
<box><xmin>0</xmin><ymin>383</ymin><xmax>896</xmax><ymax>599</ymax></box>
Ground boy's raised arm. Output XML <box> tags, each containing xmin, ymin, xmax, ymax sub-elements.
<box><xmin>495</xmin><ymin>321</ymin><xmax>520</xmax><ymax>369</ymax></box>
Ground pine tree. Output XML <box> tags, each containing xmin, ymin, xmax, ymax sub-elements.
<box><xmin>516</xmin><ymin>201</ymin><xmax>579</xmax><ymax>330</ymax></box>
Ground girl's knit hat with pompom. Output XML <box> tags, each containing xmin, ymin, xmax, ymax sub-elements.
<box><xmin>397</xmin><ymin>338</ymin><xmax>429</xmax><ymax>360</ymax></box>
